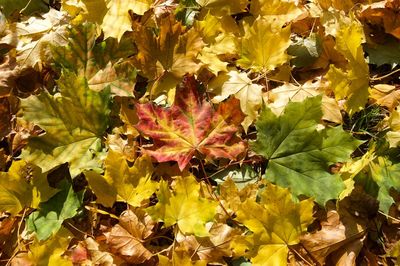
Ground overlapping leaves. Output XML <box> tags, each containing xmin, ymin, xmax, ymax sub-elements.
<box><xmin>1</xmin><ymin>0</ymin><xmax>400</xmax><ymax>265</ymax></box>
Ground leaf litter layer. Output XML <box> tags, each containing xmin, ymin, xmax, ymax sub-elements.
<box><xmin>1</xmin><ymin>0</ymin><xmax>400</xmax><ymax>265</ymax></box>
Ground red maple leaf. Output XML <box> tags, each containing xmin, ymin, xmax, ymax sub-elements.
<box><xmin>135</xmin><ymin>76</ymin><xmax>246</xmax><ymax>170</ymax></box>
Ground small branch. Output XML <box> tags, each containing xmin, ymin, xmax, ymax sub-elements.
<box><xmin>370</xmin><ymin>68</ymin><xmax>400</xmax><ymax>81</ymax></box>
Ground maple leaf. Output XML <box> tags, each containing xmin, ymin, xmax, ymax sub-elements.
<box><xmin>52</xmin><ymin>23</ymin><xmax>136</xmax><ymax>96</ymax></box>
<box><xmin>194</xmin><ymin>14</ymin><xmax>239</xmax><ymax>75</ymax></box>
<box><xmin>0</xmin><ymin>9</ymin><xmax>69</xmax><ymax>69</ymax></box>
<box><xmin>85</xmin><ymin>151</ymin><xmax>158</xmax><ymax>207</ymax></box>
<box><xmin>176</xmin><ymin>222</ymin><xmax>242</xmax><ymax>263</ymax></box>
<box><xmin>237</xmin><ymin>16</ymin><xmax>291</xmax><ymax>72</ymax></box>
<box><xmin>367</xmin><ymin>156</ymin><xmax>400</xmax><ymax>213</ymax></box>
<box><xmin>250</xmin><ymin>0</ymin><xmax>303</xmax><ymax>23</ymax></box>
<box><xmin>132</xmin><ymin>15</ymin><xmax>203</xmax><ymax>96</ymax></box>
<box><xmin>387</xmin><ymin>109</ymin><xmax>400</xmax><ymax>148</ymax></box>
<box><xmin>251</xmin><ymin>96</ymin><xmax>361</xmax><ymax>205</ymax></box>
<box><xmin>136</xmin><ymin>75</ymin><xmax>246</xmax><ymax>171</ymax></box>
<box><xmin>360</xmin><ymin>1</ymin><xmax>400</xmax><ymax>39</ymax></box>
<box><xmin>101</xmin><ymin>0</ymin><xmax>152</xmax><ymax>41</ymax></box>
<box><xmin>20</xmin><ymin>70</ymin><xmax>111</xmax><ymax>177</ymax></box>
<box><xmin>0</xmin><ymin>160</ymin><xmax>57</xmax><ymax>215</ymax></box>
<box><xmin>231</xmin><ymin>183</ymin><xmax>314</xmax><ymax>266</ymax></box>
<box><xmin>27</xmin><ymin>180</ymin><xmax>83</xmax><ymax>240</ymax></box>
<box><xmin>370</xmin><ymin>84</ymin><xmax>400</xmax><ymax>112</ymax></box>
<box><xmin>301</xmin><ymin>209</ymin><xmax>367</xmax><ymax>265</ymax></box>
<box><xmin>326</xmin><ymin>18</ymin><xmax>370</xmax><ymax>115</ymax></box>
<box><xmin>267</xmin><ymin>80</ymin><xmax>342</xmax><ymax>124</ymax></box>
<box><xmin>27</xmin><ymin>227</ymin><xmax>73</xmax><ymax>266</ymax></box>
<box><xmin>61</xmin><ymin>0</ymin><xmax>108</xmax><ymax>25</ymax></box>
<box><xmin>146</xmin><ymin>174</ymin><xmax>218</xmax><ymax>236</ymax></box>
<box><xmin>195</xmin><ymin>0</ymin><xmax>247</xmax><ymax>15</ymax></box>
<box><xmin>210</xmin><ymin>70</ymin><xmax>263</xmax><ymax>131</ymax></box>
<box><xmin>106</xmin><ymin>209</ymin><xmax>155</xmax><ymax>264</ymax></box>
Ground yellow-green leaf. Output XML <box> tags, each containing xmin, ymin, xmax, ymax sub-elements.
<box><xmin>326</xmin><ymin>17</ymin><xmax>370</xmax><ymax>114</ymax></box>
<box><xmin>232</xmin><ymin>183</ymin><xmax>314</xmax><ymax>266</ymax></box>
<box><xmin>86</xmin><ymin>150</ymin><xmax>158</xmax><ymax>207</ymax></box>
<box><xmin>0</xmin><ymin>161</ymin><xmax>57</xmax><ymax>215</ymax></box>
<box><xmin>147</xmin><ymin>174</ymin><xmax>218</xmax><ymax>237</ymax></box>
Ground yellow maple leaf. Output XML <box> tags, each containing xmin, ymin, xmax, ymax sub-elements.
<box><xmin>28</xmin><ymin>227</ymin><xmax>72</xmax><ymax>266</ymax></box>
<box><xmin>195</xmin><ymin>0</ymin><xmax>247</xmax><ymax>15</ymax></box>
<box><xmin>101</xmin><ymin>0</ymin><xmax>152</xmax><ymax>41</ymax></box>
<box><xmin>237</xmin><ymin>17</ymin><xmax>291</xmax><ymax>72</ymax></box>
<box><xmin>195</xmin><ymin>14</ymin><xmax>239</xmax><ymax>75</ymax></box>
<box><xmin>387</xmin><ymin>109</ymin><xmax>400</xmax><ymax>148</ymax></box>
<box><xmin>0</xmin><ymin>161</ymin><xmax>57</xmax><ymax>215</ymax></box>
<box><xmin>250</xmin><ymin>0</ymin><xmax>303</xmax><ymax>23</ymax></box>
<box><xmin>210</xmin><ymin>70</ymin><xmax>263</xmax><ymax>131</ymax></box>
<box><xmin>85</xmin><ymin>150</ymin><xmax>158</xmax><ymax>207</ymax></box>
<box><xmin>147</xmin><ymin>174</ymin><xmax>218</xmax><ymax>237</ymax></box>
<box><xmin>231</xmin><ymin>183</ymin><xmax>314</xmax><ymax>266</ymax></box>
<box><xmin>326</xmin><ymin>17</ymin><xmax>370</xmax><ymax>115</ymax></box>
<box><xmin>266</xmin><ymin>80</ymin><xmax>343</xmax><ymax>124</ymax></box>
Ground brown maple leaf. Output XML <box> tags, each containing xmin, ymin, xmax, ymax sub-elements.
<box><xmin>106</xmin><ymin>209</ymin><xmax>156</xmax><ymax>264</ymax></box>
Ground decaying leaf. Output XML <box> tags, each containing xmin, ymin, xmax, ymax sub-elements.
<box><xmin>106</xmin><ymin>209</ymin><xmax>155</xmax><ymax>264</ymax></box>
<box><xmin>301</xmin><ymin>209</ymin><xmax>367</xmax><ymax>265</ymax></box>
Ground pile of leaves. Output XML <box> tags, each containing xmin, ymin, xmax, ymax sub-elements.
<box><xmin>1</xmin><ymin>0</ymin><xmax>400</xmax><ymax>265</ymax></box>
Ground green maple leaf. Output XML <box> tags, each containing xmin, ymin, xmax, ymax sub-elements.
<box><xmin>251</xmin><ymin>96</ymin><xmax>361</xmax><ymax>205</ymax></box>
<box><xmin>20</xmin><ymin>70</ymin><xmax>111</xmax><ymax>178</ymax></box>
<box><xmin>27</xmin><ymin>180</ymin><xmax>83</xmax><ymax>241</ymax></box>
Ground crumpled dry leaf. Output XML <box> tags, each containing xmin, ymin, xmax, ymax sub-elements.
<box><xmin>360</xmin><ymin>0</ymin><xmax>400</xmax><ymax>39</ymax></box>
<box><xmin>175</xmin><ymin>223</ymin><xmax>242</xmax><ymax>264</ymax></box>
<box><xmin>84</xmin><ymin>237</ymin><xmax>115</xmax><ymax>266</ymax></box>
<box><xmin>0</xmin><ymin>54</ymin><xmax>17</xmax><ymax>97</ymax></box>
<box><xmin>1</xmin><ymin>9</ymin><xmax>69</xmax><ymax>69</ymax></box>
<box><xmin>106</xmin><ymin>209</ymin><xmax>155</xmax><ymax>264</ymax></box>
<box><xmin>0</xmin><ymin>97</ymin><xmax>11</xmax><ymax>140</ymax></box>
<box><xmin>300</xmin><ymin>209</ymin><xmax>367</xmax><ymax>265</ymax></box>
<box><xmin>370</xmin><ymin>84</ymin><xmax>400</xmax><ymax>111</ymax></box>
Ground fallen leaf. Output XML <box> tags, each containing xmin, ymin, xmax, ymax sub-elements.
<box><xmin>210</xmin><ymin>70</ymin><xmax>263</xmax><ymax>131</ymax></box>
<box><xmin>147</xmin><ymin>174</ymin><xmax>218</xmax><ymax>236</ymax></box>
<box><xmin>301</xmin><ymin>209</ymin><xmax>367</xmax><ymax>265</ymax></box>
<box><xmin>106</xmin><ymin>209</ymin><xmax>155</xmax><ymax>264</ymax></box>
<box><xmin>136</xmin><ymin>75</ymin><xmax>246</xmax><ymax>171</ymax></box>
<box><xmin>237</xmin><ymin>16</ymin><xmax>291</xmax><ymax>72</ymax></box>
<box><xmin>231</xmin><ymin>183</ymin><xmax>314</xmax><ymax>266</ymax></box>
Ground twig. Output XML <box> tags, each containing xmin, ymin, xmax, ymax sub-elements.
<box><xmin>370</xmin><ymin>68</ymin><xmax>400</xmax><ymax>81</ymax></box>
